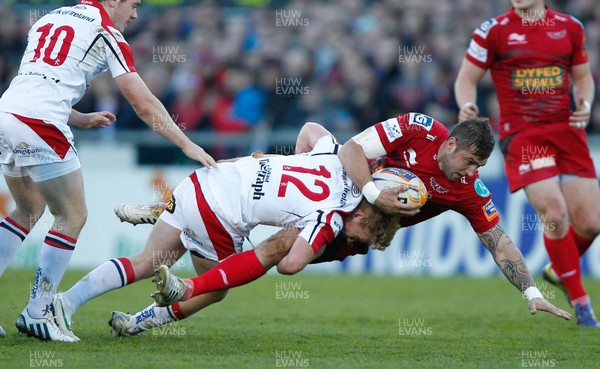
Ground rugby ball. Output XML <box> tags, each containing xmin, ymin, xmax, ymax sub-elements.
<box><xmin>372</xmin><ymin>167</ymin><xmax>428</xmax><ymax>206</ymax></box>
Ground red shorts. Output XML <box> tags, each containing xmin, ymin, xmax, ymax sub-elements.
<box><xmin>499</xmin><ymin>124</ymin><xmax>597</xmax><ymax>193</ymax></box>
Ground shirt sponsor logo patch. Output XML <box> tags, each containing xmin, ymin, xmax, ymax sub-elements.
<box><xmin>507</xmin><ymin>33</ymin><xmax>527</xmax><ymax>45</ymax></box>
<box><xmin>474</xmin><ymin>178</ymin><xmax>491</xmax><ymax>197</ymax></box>
<box><xmin>512</xmin><ymin>66</ymin><xmax>564</xmax><ymax>89</ymax></box>
<box><xmin>382</xmin><ymin>118</ymin><xmax>402</xmax><ymax>142</ymax></box>
<box><xmin>482</xmin><ymin>199</ymin><xmax>499</xmax><ymax>222</ymax></box>
<box><xmin>547</xmin><ymin>30</ymin><xmax>567</xmax><ymax>39</ymax></box>
<box><xmin>474</xmin><ymin>18</ymin><xmax>497</xmax><ymax>39</ymax></box>
<box><xmin>408</xmin><ymin>113</ymin><xmax>434</xmax><ymax>131</ymax></box>
<box><xmin>165</xmin><ymin>196</ymin><xmax>176</xmax><ymax>214</ymax></box>
<box><xmin>467</xmin><ymin>39</ymin><xmax>488</xmax><ymax>63</ymax></box>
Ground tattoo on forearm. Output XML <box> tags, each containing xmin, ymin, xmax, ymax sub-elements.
<box><xmin>478</xmin><ymin>224</ymin><xmax>535</xmax><ymax>292</ymax></box>
<box><xmin>499</xmin><ymin>258</ymin><xmax>535</xmax><ymax>292</ymax></box>
<box><xmin>477</xmin><ymin>224</ymin><xmax>505</xmax><ymax>255</ymax></box>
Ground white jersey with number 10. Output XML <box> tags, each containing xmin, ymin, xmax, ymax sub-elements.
<box><xmin>0</xmin><ymin>0</ymin><xmax>135</xmax><ymax>136</ymax></box>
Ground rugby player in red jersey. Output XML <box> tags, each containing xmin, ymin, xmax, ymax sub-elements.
<box><xmin>454</xmin><ymin>0</ymin><xmax>600</xmax><ymax>327</ymax></box>
<box><xmin>146</xmin><ymin>115</ymin><xmax>569</xmax><ymax>332</ymax></box>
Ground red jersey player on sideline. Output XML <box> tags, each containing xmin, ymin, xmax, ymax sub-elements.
<box><xmin>454</xmin><ymin>0</ymin><xmax>600</xmax><ymax>327</ymax></box>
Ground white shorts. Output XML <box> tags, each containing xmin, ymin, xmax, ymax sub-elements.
<box><xmin>0</xmin><ymin>111</ymin><xmax>79</xmax><ymax>182</ymax></box>
<box><xmin>159</xmin><ymin>170</ymin><xmax>243</xmax><ymax>262</ymax></box>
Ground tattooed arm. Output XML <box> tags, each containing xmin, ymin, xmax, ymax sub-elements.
<box><xmin>477</xmin><ymin>223</ymin><xmax>571</xmax><ymax>320</ymax></box>
<box><xmin>477</xmin><ymin>224</ymin><xmax>534</xmax><ymax>292</ymax></box>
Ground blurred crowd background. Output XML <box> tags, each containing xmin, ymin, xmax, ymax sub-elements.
<box><xmin>1</xmin><ymin>0</ymin><xmax>599</xmax><ymax>154</ymax></box>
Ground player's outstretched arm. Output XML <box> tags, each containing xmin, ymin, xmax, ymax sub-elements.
<box><xmin>477</xmin><ymin>223</ymin><xmax>571</xmax><ymax>321</ymax></box>
<box><xmin>114</xmin><ymin>72</ymin><xmax>217</xmax><ymax>168</ymax></box>
<box><xmin>68</xmin><ymin>109</ymin><xmax>116</xmax><ymax>129</ymax></box>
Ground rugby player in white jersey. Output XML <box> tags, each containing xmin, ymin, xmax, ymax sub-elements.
<box><xmin>0</xmin><ymin>0</ymin><xmax>216</xmax><ymax>342</ymax></box>
<box><xmin>53</xmin><ymin>122</ymin><xmax>400</xmax><ymax>339</ymax></box>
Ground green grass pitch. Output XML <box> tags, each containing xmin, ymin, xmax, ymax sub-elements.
<box><xmin>0</xmin><ymin>270</ymin><xmax>598</xmax><ymax>369</ymax></box>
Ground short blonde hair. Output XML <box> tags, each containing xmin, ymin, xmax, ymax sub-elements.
<box><xmin>355</xmin><ymin>200</ymin><xmax>401</xmax><ymax>250</ymax></box>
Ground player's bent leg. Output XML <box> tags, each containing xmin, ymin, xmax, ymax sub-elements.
<box><xmin>0</xmin><ymin>174</ymin><xmax>45</xmax><ymax>277</ymax></box>
<box><xmin>114</xmin><ymin>203</ymin><xmax>166</xmax><ymax>226</ymax></box>
<box><xmin>152</xmin><ymin>228</ymin><xmax>300</xmax><ymax>306</ymax></box>
<box><xmin>60</xmin><ymin>219</ymin><xmax>186</xmax><ymax>338</ymax></box>
<box><xmin>561</xmin><ymin>177</ymin><xmax>600</xmax><ymax>253</ymax></box>
<box><xmin>129</xmin><ymin>219</ymin><xmax>187</xmax><ymax>278</ymax></box>
<box><xmin>110</xmin><ymin>256</ymin><xmax>226</xmax><ymax>336</ymax></box>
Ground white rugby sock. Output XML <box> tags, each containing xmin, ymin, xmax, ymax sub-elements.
<box><xmin>0</xmin><ymin>217</ymin><xmax>29</xmax><ymax>276</ymax></box>
<box><xmin>62</xmin><ymin>257</ymin><xmax>135</xmax><ymax>313</ymax></box>
<box><xmin>27</xmin><ymin>231</ymin><xmax>76</xmax><ymax>318</ymax></box>
<box><xmin>132</xmin><ymin>303</ymin><xmax>178</xmax><ymax>331</ymax></box>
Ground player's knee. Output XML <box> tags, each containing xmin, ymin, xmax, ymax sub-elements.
<box><xmin>52</xmin><ymin>204</ymin><xmax>88</xmax><ymax>231</ymax></box>
<box><xmin>208</xmin><ymin>290</ymin><xmax>228</xmax><ymax>303</ymax></box>
<box><xmin>11</xmin><ymin>202</ymin><xmax>45</xmax><ymax>227</ymax></box>
<box><xmin>573</xmin><ymin>217</ymin><xmax>600</xmax><ymax>239</ymax></box>
<box><xmin>538</xmin><ymin>205</ymin><xmax>568</xmax><ymax>232</ymax></box>
<box><xmin>128</xmin><ymin>254</ymin><xmax>155</xmax><ymax>279</ymax></box>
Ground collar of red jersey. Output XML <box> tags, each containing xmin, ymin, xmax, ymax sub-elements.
<box><xmin>78</xmin><ymin>0</ymin><xmax>116</xmax><ymax>28</ymax></box>
<box><xmin>509</xmin><ymin>5</ymin><xmax>552</xmax><ymax>22</ymax></box>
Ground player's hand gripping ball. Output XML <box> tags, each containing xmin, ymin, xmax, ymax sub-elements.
<box><xmin>372</xmin><ymin>167</ymin><xmax>428</xmax><ymax>206</ymax></box>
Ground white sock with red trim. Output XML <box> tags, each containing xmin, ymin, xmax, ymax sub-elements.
<box><xmin>0</xmin><ymin>217</ymin><xmax>29</xmax><ymax>277</ymax></box>
<box><xmin>62</xmin><ymin>257</ymin><xmax>135</xmax><ymax>314</ymax></box>
<box><xmin>27</xmin><ymin>230</ymin><xmax>77</xmax><ymax>318</ymax></box>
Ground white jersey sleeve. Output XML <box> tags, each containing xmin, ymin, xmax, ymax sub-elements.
<box><xmin>350</xmin><ymin>126</ymin><xmax>386</xmax><ymax>159</ymax></box>
<box><xmin>0</xmin><ymin>1</ymin><xmax>135</xmax><ymax>129</ymax></box>
<box><xmin>297</xmin><ymin>211</ymin><xmax>344</xmax><ymax>254</ymax></box>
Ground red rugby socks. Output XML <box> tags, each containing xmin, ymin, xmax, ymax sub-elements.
<box><xmin>544</xmin><ymin>233</ymin><xmax>586</xmax><ymax>301</ymax></box>
<box><xmin>185</xmin><ymin>249</ymin><xmax>267</xmax><ymax>298</ymax></box>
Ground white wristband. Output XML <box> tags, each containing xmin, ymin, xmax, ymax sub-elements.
<box><xmin>583</xmin><ymin>100</ymin><xmax>591</xmax><ymax>111</ymax></box>
<box><xmin>362</xmin><ymin>181</ymin><xmax>381</xmax><ymax>204</ymax></box>
<box><xmin>524</xmin><ymin>286</ymin><xmax>543</xmax><ymax>301</ymax></box>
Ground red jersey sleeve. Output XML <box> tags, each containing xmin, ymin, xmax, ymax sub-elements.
<box><xmin>465</xmin><ymin>18</ymin><xmax>499</xmax><ymax>70</ymax></box>
<box><xmin>455</xmin><ymin>177</ymin><xmax>500</xmax><ymax>233</ymax></box>
<box><xmin>569</xmin><ymin>16</ymin><xmax>589</xmax><ymax>66</ymax></box>
<box><xmin>373</xmin><ymin>112</ymin><xmax>441</xmax><ymax>155</ymax></box>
